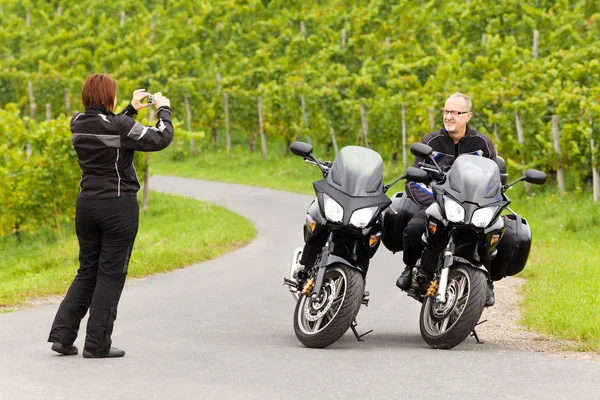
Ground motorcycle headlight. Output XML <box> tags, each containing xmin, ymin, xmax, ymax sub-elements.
<box><xmin>322</xmin><ymin>194</ymin><xmax>343</xmax><ymax>223</ymax></box>
<box><xmin>471</xmin><ymin>206</ymin><xmax>498</xmax><ymax>228</ymax></box>
<box><xmin>444</xmin><ymin>196</ymin><xmax>465</xmax><ymax>223</ymax></box>
<box><xmin>349</xmin><ymin>206</ymin><xmax>378</xmax><ymax>228</ymax></box>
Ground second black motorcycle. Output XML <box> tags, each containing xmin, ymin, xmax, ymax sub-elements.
<box><xmin>382</xmin><ymin>143</ymin><xmax>547</xmax><ymax>349</ymax></box>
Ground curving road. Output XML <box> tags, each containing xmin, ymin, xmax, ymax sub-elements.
<box><xmin>0</xmin><ymin>175</ymin><xmax>598</xmax><ymax>400</ymax></box>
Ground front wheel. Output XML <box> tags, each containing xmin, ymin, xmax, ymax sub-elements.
<box><xmin>293</xmin><ymin>265</ymin><xmax>364</xmax><ymax>348</ymax></box>
<box><xmin>419</xmin><ymin>265</ymin><xmax>487</xmax><ymax>349</ymax></box>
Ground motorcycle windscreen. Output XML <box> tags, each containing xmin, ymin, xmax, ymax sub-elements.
<box><xmin>326</xmin><ymin>146</ymin><xmax>384</xmax><ymax>197</ymax></box>
<box><xmin>443</xmin><ymin>155</ymin><xmax>503</xmax><ymax>205</ymax></box>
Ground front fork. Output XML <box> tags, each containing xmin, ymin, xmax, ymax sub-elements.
<box><xmin>311</xmin><ymin>231</ymin><xmax>336</xmax><ymax>302</ymax></box>
<box><xmin>282</xmin><ymin>231</ymin><xmax>337</xmax><ymax>302</ymax></box>
<box><xmin>435</xmin><ymin>233</ymin><xmax>455</xmax><ymax>303</ymax></box>
<box><xmin>313</xmin><ymin>231</ymin><xmax>372</xmax><ymax>341</ymax></box>
<box><xmin>283</xmin><ymin>232</ymin><xmax>373</xmax><ymax>341</ymax></box>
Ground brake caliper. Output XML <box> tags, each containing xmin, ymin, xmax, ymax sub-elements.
<box><xmin>426</xmin><ymin>279</ymin><xmax>438</xmax><ymax>297</ymax></box>
<box><xmin>302</xmin><ymin>278</ymin><xmax>315</xmax><ymax>296</ymax></box>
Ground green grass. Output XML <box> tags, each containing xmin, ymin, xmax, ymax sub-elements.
<box><xmin>153</xmin><ymin>143</ymin><xmax>600</xmax><ymax>352</ymax></box>
<box><xmin>509</xmin><ymin>192</ymin><xmax>600</xmax><ymax>351</ymax></box>
<box><xmin>0</xmin><ymin>192</ymin><xmax>256</xmax><ymax>309</ymax></box>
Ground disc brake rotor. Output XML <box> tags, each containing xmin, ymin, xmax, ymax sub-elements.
<box><xmin>430</xmin><ymin>279</ymin><xmax>459</xmax><ymax>321</ymax></box>
<box><xmin>304</xmin><ymin>279</ymin><xmax>337</xmax><ymax>322</ymax></box>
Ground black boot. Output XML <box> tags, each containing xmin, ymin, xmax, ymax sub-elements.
<box><xmin>83</xmin><ymin>347</ymin><xmax>126</xmax><ymax>359</ymax></box>
<box><xmin>51</xmin><ymin>342</ymin><xmax>78</xmax><ymax>356</ymax></box>
<box><xmin>396</xmin><ymin>266</ymin><xmax>413</xmax><ymax>290</ymax></box>
<box><xmin>485</xmin><ymin>281</ymin><xmax>495</xmax><ymax>307</ymax></box>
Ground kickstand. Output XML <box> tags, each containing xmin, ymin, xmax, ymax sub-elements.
<box><xmin>350</xmin><ymin>319</ymin><xmax>373</xmax><ymax>342</ymax></box>
<box><xmin>471</xmin><ymin>319</ymin><xmax>488</xmax><ymax>344</ymax></box>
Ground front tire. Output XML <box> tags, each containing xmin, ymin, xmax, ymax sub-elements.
<box><xmin>419</xmin><ymin>266</ymin><xmax>487</xmax><ymax>349</ymax></box>
<box><xmin>293</xmin><ymin>265</ymin><xmax>364</xmax><ymax>348</ymax></box>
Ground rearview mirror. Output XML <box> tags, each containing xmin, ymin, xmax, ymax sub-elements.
<box><xmin>524</xmin><ymin>169</ymin><xmax>547</xmax><ymax>185</ymax></box>
<box><xmin>410</xmin><ymin>143</ymin><xmax>433</xmax><ymax>158</ymax></box>
<box><xmin>406</xmin><ymin>167</ymin><xmax>430</xmax><ymax>184</ymax></box>
<box><xmin>496</xmin><ymin>156</ymin><xmax>508</xmax><ymax>185</ymax></box>
<box><xmin>290</xmin><ymin>141</ymin><xmax>313</xmax><ymax>158</ymax></box>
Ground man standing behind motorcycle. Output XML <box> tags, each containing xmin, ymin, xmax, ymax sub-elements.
<box><xmin>396</xmin><ymin>93</ymin><xmax>498</xmax><ymax>306</ymax></box>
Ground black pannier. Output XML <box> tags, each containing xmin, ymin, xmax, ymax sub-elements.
<box><xmin>490</xmin><ymin>214</ymin><xmax>532</xmax><ymax>281</ymax></box>
<box><xmin>381</xmin><ymin>192</ymin><xmax>421</xmax><ymax>253</ymax></box>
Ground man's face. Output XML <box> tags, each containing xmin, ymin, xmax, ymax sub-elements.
<box><xmin>443</xmin><ymin>97</ymin><xmax>472</xmax><ymax>134</ymax></box>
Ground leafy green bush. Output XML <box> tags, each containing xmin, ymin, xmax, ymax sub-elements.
<box><xmin>0</xmin><ymin>104</ymin><xmax>78</xmax><ymax>236</ymax></box>
<box><xmin>0</xmin><ymin>103</ymin><xmax>148</xmax><ymax>238</ymax></box>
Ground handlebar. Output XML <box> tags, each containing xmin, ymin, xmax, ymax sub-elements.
<box><xmin>305</xmin><ymin>158</ymin><xmax>332</xmax><ymax>173</ymax></box>
<box><xmin>418</xmin><ymin>162</ymin><xmax>442</xmax><ymax>174</ymax></box>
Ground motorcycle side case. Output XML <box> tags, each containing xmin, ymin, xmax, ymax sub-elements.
<box><xmin>381</xmin><ymin>192</ymin><xmax>421</xmax><ymax>253</ymax></box>
<box><xmin>490</xmin><ymin>213</ymin><xmax>532</xmax><ymax>281</ymax></box>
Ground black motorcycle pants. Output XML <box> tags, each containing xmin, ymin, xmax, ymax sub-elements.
<box><xmin>48</xmin><ymin>195</ymin><xmax>139</xmax><ymax>354</ymax></box>
<box><xmin>402</xmin><ymin>208</ymin><xmax>427</xmax><ymax>268</ymax></box>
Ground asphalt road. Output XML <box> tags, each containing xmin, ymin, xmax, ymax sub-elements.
<box><xmin>0</xmin><ymin>175</ymin><xmax>598</xmax><ymax>400</ymax></box>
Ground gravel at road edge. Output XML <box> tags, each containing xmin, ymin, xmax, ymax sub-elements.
<box><xmin>479</xmin><ymin>276</ymin><xmax>600</xmax><ymax>362</ymax></box>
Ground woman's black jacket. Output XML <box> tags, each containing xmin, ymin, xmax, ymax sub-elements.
<box><xmin>71</xmin><ymin>104</ymin><xmax>174</xmax><ymax>198</ymax></box>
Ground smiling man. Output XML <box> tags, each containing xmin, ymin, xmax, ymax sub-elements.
<box><xmin>396</xmin><ymin>93</ymin><xmax>498</xmax><ymax>305</ymax></box>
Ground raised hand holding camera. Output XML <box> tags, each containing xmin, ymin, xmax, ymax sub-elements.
<box><xmin>151</xmin><ymin>92</ymin><xmax>171</xmax><ymax>109</ymax></box>
<box><xmin>131</xmin><ymin>89</ymin><xmax>171</xmax><ymax>111</ymax></box>
<box><xmin>131</xmin><ymin>89</ymin><xmax>152</xmax><ymax>111</ymax></box>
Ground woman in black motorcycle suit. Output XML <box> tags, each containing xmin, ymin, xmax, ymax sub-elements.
<box><xmin>48</xmin><ymin>74</ymin><xmax>174</xmax><ymax>358</ymax></box>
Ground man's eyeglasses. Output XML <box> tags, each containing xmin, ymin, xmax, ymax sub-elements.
<box><xmin>441</xmin><ymin>109</ymin><xmax>470</xmax><ymax>117</ymax></box>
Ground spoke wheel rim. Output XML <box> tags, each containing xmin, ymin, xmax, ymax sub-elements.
<box><xmin>297</xmin><ymin>267</ymin><xmax>348</xmax><ymax>335</ymax></box>
<box><xmin>422</xmin><ymin>270</ymin><xmax>470</xmax><ymax>337</ymax></box>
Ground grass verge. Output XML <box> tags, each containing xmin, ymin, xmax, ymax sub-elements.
<box><xmin>152</xmin><ymin>145</ymin><xmax>600</xmax><ymax>352</ymax></box>
<box><xmin>0</xmin><ymin>191</ymin><xmax>256</xmax><ymax>309</ymax></box>
<box><xmin>510</xmin><ymin>192</ymin><xmax>600</xmax><ymax>351</ymax></box>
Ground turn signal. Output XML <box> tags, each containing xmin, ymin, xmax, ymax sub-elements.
<box><xmin>428</xmin><ymin>221</ymin><xmax>438</xmax><ymax>235</ymax></box>
<box><xmin>369</xmin><ymin>233</ymin><xmax>381</xmax><ymax>247</ymax></box>
<box><xmin>490</xmin><ymin>233</ymin><xmax>501</xmax><ymax>246</ymax></box>
<box><xmin>306</xmin><ymin>214</ymin><xmax>317</xmax><ymax>233</ymax></box>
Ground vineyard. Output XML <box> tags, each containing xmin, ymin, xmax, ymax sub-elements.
<box><xmin>1</xmin><ymin>0</ymin><xmax>599</xmax><ymax>235</ymax></box>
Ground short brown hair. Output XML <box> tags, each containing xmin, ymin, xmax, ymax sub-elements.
<box><xmin>81</xmin><ymin>74</ymin><xmax>117</xmax><ymax>111</ymax></box>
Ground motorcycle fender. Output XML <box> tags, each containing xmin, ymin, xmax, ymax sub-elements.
<box><xmin>318</xmin><ymin>253</ymin><xmax>363</xmax><ymax>272</ymax></box>
<box><xmin>452</xmin><ymin>255</ymin><xmax>489</xmax><ymax>275</ymax></box>
<box><xmin>311</xmin><ymin>254</ymin><xmax>364</xmax><ymax>297</ymax></box>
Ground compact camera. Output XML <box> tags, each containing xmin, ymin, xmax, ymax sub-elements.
<box><xmin>146</xmin><ymin>94</ymin><xmax>155</xmax><ymax>104</ymax></box>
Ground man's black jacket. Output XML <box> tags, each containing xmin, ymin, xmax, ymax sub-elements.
<box><xmin>406</xmin><ymin>125</ymin><xmax>497</xmax><ymax>207</ymax></box>
<box><xmin>71</xmin><ymin>104</ymin><xmax>174</xmax><ymax>198</ymax></box>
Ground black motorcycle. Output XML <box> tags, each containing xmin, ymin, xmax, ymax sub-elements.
<box><xmin>283</xmin><ymin>141</ymin><xmax>428</xmax><ymax>348</ymax></box>
<box><xmin>382</xmin><ymin>143</ymin><xmax>547</xmax><ymax>349</ymax></box>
